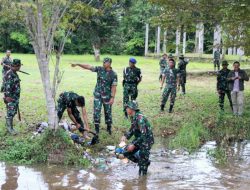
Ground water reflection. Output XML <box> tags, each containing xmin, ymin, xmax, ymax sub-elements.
<box><xmin>0</xmin><ymin>141</ymin><xmax>250</xmax><ymax>190</ymax></box>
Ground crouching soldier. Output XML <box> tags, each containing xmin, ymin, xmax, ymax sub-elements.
<box><xmin>2</xmin><ymin>59</ymin><xmax>22</xmax><ymax>135</ymax></box>
<box><xmin>57</xmin><ymin>91</ymin><xmax>90</xmax><ymax>135</ymax></box>
<box><xmin>119</xmin><ymin>101</ymin><xmax>154</xmax><ymax>176</ymax></box>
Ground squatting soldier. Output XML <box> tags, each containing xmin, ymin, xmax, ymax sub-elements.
<box><xmin>71</xmin><ymin>57</ymin><xmax>117</xmax><ymax>135</ymax></box>
<box><xmin>123</xmin><ymin>58</ymin><xmax>142</xmax><ymax>118</ymax></box>
<box><xmin>1</xmin><ymin>50</ymin><xmax>12</xmax><ymax>92</ymax></box>
<box><xmin>159</xmin><ymin>54</ymin><xmax>168</xmax><ymax>81</ymax></box>
<box><xmin>160</xmin><ymin>58</ymin><xmax>180</xmax><ymax>113</ymax></box>
<box><xmin>120</xmin><ymin>101</ymin><xmax>154</xmax><ymax>176</ymax></box>
<box><xmin>57</xmin><ymin>91</ymin><xmax>90</xmax><ymax>134</ymax></box>
<box><xmin>178</xmin><ymin>55</ymin><xmax>189</xmax><ymax>94</ymax></box>
<box><xmin>2</xmin><ymin>59</ymin><xmax>22</xmax><ymax>135</ymax></box>
<box><xmin>217</xmin><ymin>61</ymin><xmax>233</xmax><ymax>111</ymax></box>
<box><xmin>214</xmin><ymin>48</ymin><xmax>221</xmax><ymax>71</ymax></box>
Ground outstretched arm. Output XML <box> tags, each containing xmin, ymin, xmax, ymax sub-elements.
<box><xmin>71</xmin><ymin>63</ymin><xmax>93</xmax><ymax>71</ymax></box>
<box><xmin>81</xmin><ymin>107</ymin><xmax>90</xmax><ymax>131</ymax></box>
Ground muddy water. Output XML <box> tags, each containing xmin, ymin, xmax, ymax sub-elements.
<box><xmin>1</xmin><ymin>141</ymin><xmax>250</xmax><ymax>190</ymax></box>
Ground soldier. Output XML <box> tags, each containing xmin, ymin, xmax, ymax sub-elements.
<box><xmin>1</xmin><ymin>50</ymin><xmax>12</xmax><ymax>77</ymax></box>
<box><xmin>1</xmin><ymin>50</ymin><xmax>12</xmax><ymax>92</ymax></box>
<box><xmin>159</xmin><ymin>54</ymin><xmax>168</xmax><ymax>81</ymax></box>
<box><xmin>123</xmin><ymin>58</ymin><xmax>142</xmax><ymax>118</ymax></box>
<box><xmin>71</xmin><ymin>57</ymin><xmax>117</xmax><ymax>135</ymax></box>
<box><xmin>178</xmin><ymin>54</ymin><xmax>189</xmax><ymax>94</ymax></box>
<box><xmin>57</xmin><ymin>91</ymin><xmax>90</xmax><ymax>135</ymax></box>
<box><xmin>214</xmin><ymin>48</ymin><xmax>221</xmax><ymax>71</ymax></box>
<box><xmin>217</xmin><ymin>60</ymin><xmax>233</xmax><ymax>111</ymax></box>
<box><xmin>2</xmin><ymin>59</ymin><xmax>22</xmax><ymax>135</ymax></box>
<box><xmin>120</xmin><ymin>101</ymin><xmax>154</xmax><ymax>176</ymax></box>
<box><xmin>160</xmin><ymin>58</ymin><xmax>180</xmax><ymax>113</ymax></box>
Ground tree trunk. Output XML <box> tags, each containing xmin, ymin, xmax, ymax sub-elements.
<box><xmin>182</xmin><ymin>30</ymin><xmax>186</xmax><ymax>55</ymax></box>
<box><xmin>213</xmin><ymin>24</ymin><xmax>222</xmax><ymax>54</ymax></box>
<box><xmin>144</xmin><ymin>23</ymin><xmax>149</xmax><ymax>56</ymax></box>
<box><xmin>233</xmin><ymin>47</ymin><xmax>237</xmax><ymax>55</ymax></box>
<box><xmin>228</xmin><ymin>47</ymin><xmax>233</xmax><ymax>55</ymax></box>
<box><xmin>163</xmin><ymin>30</ymin><xmax>167</xmax><ymax>54</ymax></box>
<box><xmin>198</xmin><ymin>22</ymin><xmax>204</xmax><ymax>55</ymax></box>
<box><xmin>93</xmin><ymin>44</ymin><xmax>100</xmax><ymax>62</ymax></box>
<box><xmin>156</xmin><ymin>26</ymin><xmax>161</xmax><ymax>56</ymax></box>
<box><xmin>175</xmin><ymin>27</ymin><xmax>181</xmax><ymax>56</ymax></box>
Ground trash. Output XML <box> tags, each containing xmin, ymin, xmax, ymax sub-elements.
<box><xmin>106</xmin><ymin>145</ymin><xmax>116</xmax><ymax>151</ymax></box>
<box><xmin>119</xmin><ymin>141</ymin><xmax>126</xmax><ymax>147</ymax></box>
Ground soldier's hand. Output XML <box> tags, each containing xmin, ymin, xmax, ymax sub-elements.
<box><xmin>4</xmin><ymin>97</ymin><xmax>14</xmax><ymax>103</ymax></box>
<box><xmin>109</xmin><ymin>97</ymin><xmax>114</xmax><ymax>105</ymax></box>
<box><xmin>126</xmin><ymin>144</ymin><xmax>135</xmax><ymax>152</ymax></box>
<box><xmin>76</xmin><ymin>123</ymin><xmax>81</xmax><ymax>129</ymax></box>
<box><xmin>160</xmin><ymin>86</ymin><xmax>163</xmax><ymax>90</ymax></box>
<box><xmin>120</xmin><ymin>136</ymin><xmax>127</xmax><ymax>142</ymax></box>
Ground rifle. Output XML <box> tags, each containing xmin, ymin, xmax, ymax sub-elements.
<box><xmin>17</xmin><ymin>105</ymin><xmax>21</xmax><ymax>121</ymax></box>
<box><xmin>2</xmin><ymin>63</ymin><xmax>30</xmax><ymax>75</ymax></box>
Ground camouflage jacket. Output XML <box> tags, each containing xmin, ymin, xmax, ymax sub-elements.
<box><xmin>159</xmin><ymin>58</ymin><xmax>168</xmax><ymax>70</ymax></box>
<box><xmin>123</xmin><ymin>67</ymin><xmax>142</xmax><ymax>85</ymax></box>
<box><xmin>2</xmin><ymin>56</ymin><xmax>12</xmax><ymax>74</ymax></box>
<box><xmin>60</xmin><ymin>91</ymin><xmax>82</xmax><ymax>108</ymax></box>
<box><xmin>217</xmin><ymin>69</ymin><xmax>231</xmax><ymax>91</ymax></box>
<box><xmin>125</xmin><ymin>111</ymin><xmax>154</xmax><ymax>148</ymax></box>
<box><xmin>91</xmin><ymin>66</ymin><xmax>118</xmax><ymax>97</ymax></box>
<box><xmin>163</xmin><ymin>68</ymin><xmax>180</xmax><ymax>88</ymax></box>
<box><xmin>214</xmin><ymin>50</ymin><xmax>220</xmax><ymax>60</ymax></box>
<box><xmin>3</xmin><ymin>70</ymin><xmax>20</xmax><ymax>101</ymax></box>
<box><xmin>178</xmin><ymin>59</ymin><xmax>188</xmax><ymax>74</ymax></box>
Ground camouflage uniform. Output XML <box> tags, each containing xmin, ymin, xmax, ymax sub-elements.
<box><xmin>178</xmin><ymin>59</ymin><xmax>188</xmax><ymax>94</ymax></box>
<box><xmin>1</xmin><ymin>56</ymin><xmax>12</xmax><ymax>77</ymax></box>
<box><xmin>214</xmin><ymin>50</ymin><xmax>220</xmax><ymax>71</ymax></box>
<box><xmin>91</xmin><ymin>66</ymin><xmax>117</xmax><ymax>126</ymax></box>
<box><xmin>2</xmin><ymin>59</ymin><xmax>21</xmax><ymax>134</ymax></box>
<box><xmin>217</xmin><ymin>68</ymin><xmax>233</xmax><ymax>111</ymax></box>
<box><xmin>124</xmin><ymin>111</ymin><xmax>154</xmax><ymax>176</ymax></box>
<box><xmin>57</xmin><ymin>91</ymin><xmax>85</xmax><ymax>132</ymax></box>
<box><xmin>123</xmin><ymin>67</ymin><xmax>142</xmax><ymax>112</ymax></box>
<box><xmin>161</xmin><ymin>68</ymin><xmax>180</xmax><ymax>112</ymax></box>
<box><xmin>159</xmin><ymin>58</ymin><xmax>168</xmax><ymax>81</ymax></box>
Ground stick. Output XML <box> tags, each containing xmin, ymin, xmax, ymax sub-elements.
<box><xmin>17</xmin><ymin>105</ymin><xmax>21</xmax><ymax>121</ymax></box>
<box><xmin>1</xmin><ymin>63</ymin><xmax>30</xmax><ymax>75</ymax></box>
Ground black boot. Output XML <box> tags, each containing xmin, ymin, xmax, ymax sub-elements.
<box><xmin>160</xmin><ymin>104</ymin><xmax>165</xmax><ymax>111</ymax></box>
<box><xmin>169</xmin><ymin>105</ymin><xmax>174</xmax><ymax>113</ymax></box>
<box><xmin>107</xmin><ymin>125</ymin><xmax>112</xmax><ymax>135</ymax></box>
<box><xmin>6</xmin><ymin>117</ymin><xmax>17</xmax><ymax>135</ymax></box>
<box><xmin>95</xmin><ymin>124</ymin><xmax>100</xmax><ymax>134</ymax></box>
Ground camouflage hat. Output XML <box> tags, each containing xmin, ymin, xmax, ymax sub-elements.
<box><xmin>179</xmin><ymin>54</ymin><xmax>184</xmax><ymax>59</ymax></box>
<box><xmin>103</xmin><ymin>57</ymin><xmax>112</xmax><ymax>64</ymax></box>
<box><xmin>222</xmin><ymin>60</ymin><xmax>229</xmax><ymax>66</ymax></box>
<box><xmin>126</xmin><ymin>100</ymin><xmax>139</xmax><ymax>111</ymax></box>
<box><xmin>11</xmin><ymin>59</ymin><xmax>22</xmax><ymax>66</ymax></box>
<box><xmin>129</xmin><ymin>57</ymin><xmax>137</xmax><ymax>64</ymax></box>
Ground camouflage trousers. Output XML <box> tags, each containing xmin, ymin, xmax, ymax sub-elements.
<box><xmin>179</xmin><ymin>73</ymin><xmax>187</xmax><ymax>94</ymax></box>
<box><xmin>159</xmin><ymin>67</ymin><xmax>165</xmax><ymax>81</ymax></box>
<box><xmin>57</xmin><ymin>98</ymin><xmax>84</xmax><ymax>131</ymax></box>
<box><xmin>123</xmin><ymin>84</ymin><xmax>138</xmax><ymax>111</ymax></box>
<box><xmin>93</xmin><ymin>94</ymin><xmax>112</xmax><ymax>125</ymax></box>
<box><xmin>218</xmin><ymin>90</ymin><xmax>233</xmax><ymax>111</ymax></box>
<box><xmin>5</xmin><ymin>100</ymin><xmax>19</xmax><ymax>118</ymax></box>
<box><xmin>214</xmin><ymin>60</ymin><xmax>220</xmax><ymax>71</ymax></box>
<box><xmin>161</xmin><ymin>87</ymin><xmax>177</xmax><ymax>106</ymax></box>
<box><xmin>124</xmin><ymin>146</ymin><xmax>151</xmax><ymax>175</ymax></box>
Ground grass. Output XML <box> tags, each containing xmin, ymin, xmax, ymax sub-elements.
<box><xmin>0</xmin><ymin>53</ymin><xmax>250</xmax><ymax>165</ymax></box>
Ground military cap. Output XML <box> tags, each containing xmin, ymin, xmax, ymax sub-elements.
<box><xmin>126</xmin><ymin>100</ymin><xmax>139</xmax><ymax>111</ymax></box>
<box><xmin>103</xmin><ymin>57</ymin><xmax>112</xmax><ymax>64</ymax></box>
<box><xmin>12</xmin><ymin>59</ymin><xmax>22</xmax><ymax>66</ymax></box>
<box><xmin>129</xmin><ymin>58</ymin><xmax>137</xmax><ymax>64</ymax></box>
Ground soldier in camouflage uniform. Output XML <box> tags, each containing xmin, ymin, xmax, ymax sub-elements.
<box><xmin>120</xmin><ymin>101</ymin><xmax>154</xmax><ymax>176</ymax></box>
<box><xmin>1</xmin><ymin>50</ymin><xmax>12</xmax><ymax>92</ymax></box>
<box><xmin>71</xmin><ymin>57</ymin><xmax>117</xmax><ymax>135</ymax></box>
<box><xmin>160</xmin><ymin>58</ymin><xmax>180</xmax><ymax>113</ymax></box>
<box><xmin>214</xmin><ymin>48</ymin><xmax>221</xmax><ymax>71</ymax></box>
<box><xmin>217</xmin><ymin>60</ymin><xmax>233</xmax><ymax>111</ymax></box>
<box><xmin>2</xmin><ymin>59</ymin><xmax>21</xmax><ymax>135</ymax></box>
<box><xmin>57</xmin><ymin>91</ymin><xmax>90</xmax><ymax>133</ymax></box>
<box><xmin>178</xmin><ymin>55</ymin><xmax>189</xmax><ymax>94</ymax></box>
<box><xmin>159</xmin><ymin>54</ymin><xmax>168</xmax><ymax>81</ymax></box>
<box><xmin>123</xmin><ymin>58</ymin><xmax>142</xmax><ymax>118</ymax></box>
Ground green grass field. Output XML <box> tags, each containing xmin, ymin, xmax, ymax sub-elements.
<box><xmin>0</xmin><ymin>54</ymin><xmax>249</xmax><ymax>164</ymax></box>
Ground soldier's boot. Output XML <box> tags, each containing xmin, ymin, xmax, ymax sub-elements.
<box><xmin>139</xmin><ymin>161</ymin><xmax>150</xmax><ymax>176</ymax></box>
<box><xmin>95</xmin><ymin>124</ymin><xmax>100</xmax><ymax>134</ymax></box>
<box><xmin>169</xmin><ymin>105</ymin><xmax>174</xmax><ymax>113</ymax></box>
<box><xmin>160</xmin><ymin>104</ymin><xmax>165</xmax><ymax>111</ymax></box>
<box><xmin>107</xmin><ymin>125</ymin><xmax>112</xmax><ymax>135</ymax></box>
<box><xmin>182</xmin><ymin>85</ymin><xmax>186</xmax><ymax>95</ymax></box>
<box><xmin>6</xmin><ymin>117</ymin><xmax>17</xmax><ymax>135</ymax></box>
